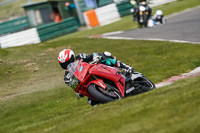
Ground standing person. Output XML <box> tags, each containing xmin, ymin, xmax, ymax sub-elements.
<box><xmin>54</xmin><ymin>11</ymin><xmax>62</xmax><ymax>23</ymax></box>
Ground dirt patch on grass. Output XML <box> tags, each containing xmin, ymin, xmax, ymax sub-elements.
<box><xmin>39</xmin><ymin>48</ymin><xmax>57</xmax><ymax>56</ymax></box>
<box><xmin>0</xmin><ymin>59</ymin><xmax>3</xmax><ymax>64</ymax></box>
<box><xmin>11</xmin><ymin>59</ymin><xmax>29</xmax><ymax>64</ymax></box>
<box><xmin>33</xmin><ymin>67</ymin><xmax>39</xmax><ymax>72</ymax></box>
<box><xmin>24</xmin><ymin>62</ymin><xmax>37</xmax><ymax>67</ymax></box>
<box><xmin>45</xmin><ymin>48</ymin><xmax>56</xmax><ymax>52</ymax></box>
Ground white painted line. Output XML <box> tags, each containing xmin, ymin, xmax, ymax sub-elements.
<box><xmin>183</xmin><ymin>67</ymin><xmax>200</xmax><ymax>75</ymax></box>
<box><xmin>102</xmin><ymin>36</ymin><xmax>133</xmax><ymax>40</ymax></box>
<box><xmin>155</xmin><ymin>81</ymin><xmax>172</xmax><ymax>88</ymax></box>
<box><xmin>103</xmin><ymin>31</ymin><xmax>124</xmax><ymax>36</ymax></box>
<box><xmin>102</xmin><ymin>36</ymin><xmax>200</xmax><ymax>44</ymax></box>
<box><xmin>102</xmin><ymin>6</ymin><xmax>200</xmax><ymax>45</ymax></box>
<box><xmin>169</xmin><ymin>40</ymin><xmax>200</xmax><ymax>44</ymax></box>
<box><xmin>155</xmin><ymin>66</ymin><xmax>200</xmax><ymax>88</ymax></box>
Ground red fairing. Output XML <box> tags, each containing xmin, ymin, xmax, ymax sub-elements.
<box><xmin>86</xmin><ymin>79</ymin><xmax>107</xmax><ymax>90</ymax></box>
<box><xmin>116</xmin><ymin>77</ymin><xmax>125</xmax><ymax>97</ymax></box>
<box><xmin>71</xmin><ymin>60</ymin><xmax>125</xmax><ymax>98</ymax></box>
<box><xmin>89</xmin><ymin>64</ymin><xmax>125</xmax><ymax>97</ymax></box>
<box><xmin>89</xmin><ymin>64</ymin><xmax>121</xmax><ymax>82</ymax></box>
<box><xmin>74</xmin><ymin>62</ymin><xmax>91</xmax><ymax>81</ymax></box>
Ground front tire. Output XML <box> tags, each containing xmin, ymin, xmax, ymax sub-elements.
<box><xmin>87</xmin><ymin>84</ymin><xmax>120</xmax><ymax>103</ymax></box>
<box><xmin>143</xmin><ymin>14</ymin><xmax>148</xmax><ymax>27</ymax></box>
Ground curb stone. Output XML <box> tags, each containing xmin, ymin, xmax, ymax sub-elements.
<box><xmin>155</xmin><ymin>67</ymin><xmax>200</xmax><ymax>88</ymax></box>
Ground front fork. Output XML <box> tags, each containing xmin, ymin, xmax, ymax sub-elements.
<box><xmin>139</xmin><ymin>11</ymin><xmax>143</xmax><ymax>23</ymax></box>
<box><xmin>139</xmin><ymin>11</ymin><xmax>149</xmax><ymax>23</ymax></box>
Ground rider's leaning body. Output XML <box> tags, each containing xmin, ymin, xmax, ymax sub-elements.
<box><xmin>58</xmin><ymin>49</ymin><xmax>133</xmax><ymax>105</ymax></box>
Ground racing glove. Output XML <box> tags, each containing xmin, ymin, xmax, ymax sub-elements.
<box><xmin>117</xmin><ymin>61</ymin><xmax>134</xmax><ymax>73</ymax></box>
<box><xmin>92</xmin><ymin>55</ymin><xmax>101</xmax><ymax>64</ymax></box>
<box><xmin>127</xmin><ymin>67</ymin><xmax>134</xmax><ymax>74</ymax></box>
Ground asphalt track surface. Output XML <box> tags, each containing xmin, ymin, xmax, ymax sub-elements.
<box><xmin>103</xmin><ymin>6</ymin><xmax>200</xmax><ymax>44</ymax></box>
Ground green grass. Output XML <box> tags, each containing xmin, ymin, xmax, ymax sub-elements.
<box><xmin>1</xmin><ymin>38</ymin><xmax>200</xmax><ymax>97</ymax></box>
<box><xmin>153</xmin><ymin>0</ymin><xmax>200</xmax><ymax>16</ymax></box>
<box><xmin>0</xmin><ymin>38</ymin><xmax>200</xmax><ymax>133</ymax></box>
<box><xmin>0</xmin><ymin>0</ymin><xmax>200</xmax><ymax>132</ymax></box>
<box><xmin>0</xmin><ymin>73</ymin><xmax>199</xmax><ymax>133</ymax></box>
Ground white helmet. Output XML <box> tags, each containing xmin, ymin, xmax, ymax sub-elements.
<box><xmin>156</xmin><ymin>10</ymin><xmax>163</xmax><ymax>16</ymax></box>
<box><xmin>58</xmin><ymin>49</ymin><xmax>75</xmax><ymax>69</ymax></box>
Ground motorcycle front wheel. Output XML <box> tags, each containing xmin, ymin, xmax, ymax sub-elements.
<box><xmin>87</xmin><ymin>84</ymin><xmax>121</xmax><ymax>103</ymax></box>
<box><xmin>143</xmin><ymin>14</ymin><xmax>148</xmax><ymax>27</ymax></box>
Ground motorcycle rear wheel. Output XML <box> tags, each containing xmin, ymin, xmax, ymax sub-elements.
<box><xmin>125</xmin><ymin>76</ymin><xmax>155</xmax><ymax>96</ymax></box>
<box><xmin>87</xmin><ymin>84</ymin><xmax>121</xmax><ymax>103</ymax></box>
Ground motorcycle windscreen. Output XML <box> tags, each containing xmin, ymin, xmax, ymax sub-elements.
<box><xmin>67</xmin><ymin>61</ymin><xmax>81</xmax><ymax>91</ymax></box>
<box><xmin>74</xmin><ymin>62</ymin><xmax>91</xmax><ymax>81</ymax></box>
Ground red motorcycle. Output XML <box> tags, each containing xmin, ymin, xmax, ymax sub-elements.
<box><xmin>67</xmin><ymin>60</ymin><xmax>155</xmax><ymax>103</ymax></box>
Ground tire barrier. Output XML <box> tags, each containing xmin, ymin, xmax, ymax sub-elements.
<box><xmin>83</xmin><ymin>3</ymin><xmax>120</xmax><ymax>28</ymax></box>
<box><xmin>0</xmin><ymin>16</ymin><xmax>29</xmax><ymax>36</ymax></box>
<box><xmin>0</xmin><ymin>28</ymin><xmax>40</xmax><ymax>48</ymax></box>
<box><xmin>0</xmin><ymin>17</ymin><xmax>79</xmax><ymax>48</ymax></box>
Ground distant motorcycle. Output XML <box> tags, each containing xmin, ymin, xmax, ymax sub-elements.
<box><xmin>67</xmin><ymin>60</ymin><xmax>155</xmax><ymax>104</ymax></box>
<box><xmin>131</xmin><ymin>1</ymin><xmax>152</xmax><ymax>28</ymax></box>
<box><xmin>137</xmin><ymin>1</ymin><xmax>151</xmax><ymax>27</ymax></box>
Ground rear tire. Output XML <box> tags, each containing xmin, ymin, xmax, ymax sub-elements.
<box><xmin>125</xmin><ymin>76</ymin><xmax>155</xmax><ymax>96</ymax></box>
<box><xmin>87</xmin><ymin>84</ymin><xmax>118</xmax><ymax>103</ymax></box>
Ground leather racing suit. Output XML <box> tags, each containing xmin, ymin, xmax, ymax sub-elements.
<box><xmin>64</xmin><ymin>52</ymin><xmax>133</xmax><ymax>106</ymax></box>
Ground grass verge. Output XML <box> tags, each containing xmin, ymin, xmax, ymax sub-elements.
<box><xmin>1</xmin><ymin>38</ymin><xmax>200</xmax><ymax>97</ymax></box>
<box><xmin>0</xmin><ymin>0</ymin><xmax>200</xmax><ymax>132</ymax></box>
<box><xmin>0</xmin><ymin>73</ymin><xmax>199</xmax><ymax>133</ymax></box>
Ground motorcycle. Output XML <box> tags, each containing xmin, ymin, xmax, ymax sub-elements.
<box><xmin>138</xmin><ymin>1</ymin><xmax>151</xmax><ymax>27</ymax></box>
<box><xmin>131</xmin><ymin>1</ymin><xmax>151</xmax><ymax>28</ymax></box>
<box><xmin>67</xmin><ymin>60</ymin><xmax>155</xmax><ymax>104</ymax></box>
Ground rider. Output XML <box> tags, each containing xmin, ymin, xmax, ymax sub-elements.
<box><xmin>152</xmin><ymin>10</ymin><xmax>164</xmax><ymax>24</ymax></box>
<box><xmin>130</xmin><ymin>0</ymin><xmax>152</xmax><ymax>22</ymax></box>
<box><xmin>58</xmin><ymin>49</ymin><xmax>134</xmax><ymax>106</ymax></box>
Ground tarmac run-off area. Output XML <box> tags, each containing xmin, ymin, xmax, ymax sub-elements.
<box><xmin>96</xmin><ymin>6</ymin><xmax>200</xmax><ymax>88</ymax></box>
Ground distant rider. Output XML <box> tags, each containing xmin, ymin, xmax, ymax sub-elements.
<box><xmin>58</xmin><ymin>49</ymin><xmax>134</xmax><ymax>106</ymax></box>
<box><xmin>153</xmin><ymin>10</ymin><xmax>164</xmax><ymax>24</ymax></box>
<box><xmin>130</xmin><ymin>0</ymin><xmax>152</xmax><ymax>22</ymax></box>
